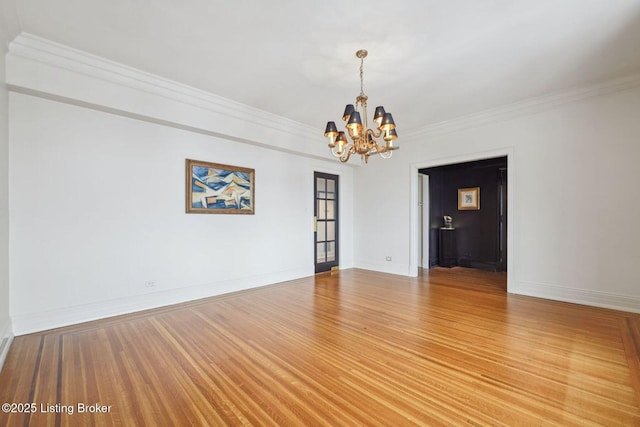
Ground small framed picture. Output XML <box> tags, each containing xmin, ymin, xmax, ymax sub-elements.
<box><xmin>458</xmin><ymin>187</ymin><xmax>480</xmax><ymax>210</ymax></box>
<box><xmin>186</xmin><ymin>159</ymin><xmax>255</xmax><ymax>214</ymax></box>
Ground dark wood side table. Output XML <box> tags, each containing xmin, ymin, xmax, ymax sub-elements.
<box><xmin>439</xmin><ymin>228</ymin><xmax>457</xmax><ymax>268</ymax></box>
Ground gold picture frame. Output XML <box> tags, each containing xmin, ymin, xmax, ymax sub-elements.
<box><xmin>186</xmin><ymin>159</ymin><xmax>255</xmax><ymax>214</ymax></box>
<box><xmin>458</xmin><ymin>187</ymin><xmax>480</xmax><ymax>210</ymax></box>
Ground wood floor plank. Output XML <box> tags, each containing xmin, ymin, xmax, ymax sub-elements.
<box><xmin>621</xmin><ymin>316</ymin><xmax>640</xmax><ymax>409</ymax></box>
<box><xmin>1</xmin><ymin>267</ymin><xmax>639</xmax><ymax>426</ymax></box>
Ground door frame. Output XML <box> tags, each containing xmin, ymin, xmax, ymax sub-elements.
<box><xmin>314</xmin><ymin>171</ymin><xmax>340</xmax><ymax>273</ymax></box>
<box><xmin>409</xmin><ymin>148</ymin><xmax>514</xmax><ymax>292</ymax></box>
<box><xmin>419</xmin><ymin>174</ymin><xmax>430</xmax><ymax>268</ymax></box>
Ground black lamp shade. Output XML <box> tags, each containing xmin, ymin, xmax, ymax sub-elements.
<box><xmin>373</xmin><ymin>106</ymin><xmax>386</xmax><ymax>125</ymax></box>
<box><xmin>379</xmin><ymin>113</ymin><xmax>396</xmax><ymax>131</ymax></box>
<box><xmin>342</xmin><ymin>104</ymin><xmax>355</xmax><ymax>121</ymax></box>
<box><xmin>336</xmin><ymin>131</ymin><xmax>347</xmax><ymax>145</ymax></box>
<box><xmin>324</xmin><ymin>121</ymin><xmax>338</xmax><ymax>137</ymax></box>
<box><xmin>346</xmin><ymin>111</ymin><xmax>362</xmax><ymax>130</ymax></box>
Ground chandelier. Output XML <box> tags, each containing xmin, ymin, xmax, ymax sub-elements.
<box><xmin>324</xmin><ymin>49</ymin><xmax>398</xmax><ymax>163</ymax></box>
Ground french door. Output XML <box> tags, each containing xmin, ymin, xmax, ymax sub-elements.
<box><xmin>314</xmin><ymin>172</ymin><xmax>339</xmax><ymax>273</ymax></box>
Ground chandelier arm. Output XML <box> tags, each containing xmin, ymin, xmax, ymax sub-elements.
<box><xmin>339</xmin><ymin>147</ymin><xmax>354</xmax><ymax>163</ymax></box>
<box><xmin>330</xmin><ymin>146</ymin><xmax>342</xmax><ymax>158</ymax></box>
<box><xmin>378</xmin><ymin>150</ymin><xmax>393</xmax><ymax>159</ymax></box>
<box><xmin>363</xmin><ymin>129</ymin><xmax>390</xmax><ymax>155</ymax></box>
<box><xmin>369</xmin><ymin>138</ymin><xmax>392</xmax><ymax>155</ymax></box>
<box><xmin>366</xmin><ymin>128</ymin><xmax>383</xmax><ymax>140</ymax></box>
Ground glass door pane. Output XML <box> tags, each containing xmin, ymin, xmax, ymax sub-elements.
<box><xmin>314</xmin><ymin>172</ymin><xmax>339</xmax><ymax>273</ymax></box>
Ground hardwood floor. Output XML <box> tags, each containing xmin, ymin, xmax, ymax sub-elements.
<box><xmin>1</xmin><ymin>268</ymin><xmax>639</xmax><ymax>426</ymax></box>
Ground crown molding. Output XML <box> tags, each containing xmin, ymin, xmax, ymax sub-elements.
<box><xmin>7</xmin><ymin>33</ymin><xmax>331</xmax><ymax>159</ymax></box>
<box><xmin>403</xmin><ymin>72</ymin><xmax>640</xmax><ymax>140</ymax></box>
<box><xmin>8</xmin><ymin>33</ymin><xmax>317</xmax><ymax>137</ymax></box>
<box><xmin>13</xmin><ymin>32</ymin><xmax>639</xmax><ymax>156</ymax></box>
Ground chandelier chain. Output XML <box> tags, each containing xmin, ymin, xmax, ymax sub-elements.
<box><xmin>359</xmin><ymin>57</ymin><xmax>365</xmax><ymax>97</ymax></box>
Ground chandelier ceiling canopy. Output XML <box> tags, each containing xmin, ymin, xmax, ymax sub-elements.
<box><xmin>324</xmin><ymin>49</ymin><xmax>398</xmax><ymax>163</ymax></box>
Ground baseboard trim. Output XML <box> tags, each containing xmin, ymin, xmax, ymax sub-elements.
<box><xmin>512</xmin><ymin>281</ymin><xmax>640</xmax><ymax>314</ymax></box>
<box><xmin>353</xmin><ymin>261</ymin><xmax>409</xmax><ymax>277</ymax></box>
<box><xmin>0</xmin><ymin>318</ymin><xmax>14</xmax><ymax>373</ymax></box>
<box><xmin>11</xmin><ymin>268</ymin><xmax>311</xmax><ymax>335</ymax></box>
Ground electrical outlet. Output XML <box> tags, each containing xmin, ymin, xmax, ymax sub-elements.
<box><xmin>144</xmin><ymin>281</ymin><xmax>156</xmax><ymax>288</ymax></box>
<box><xmin>386</xmin><ymin>256</ymin><xmax>392</xmax><ymax>261</ymax></box>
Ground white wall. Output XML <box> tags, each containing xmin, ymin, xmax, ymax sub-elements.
<box><xmin>6</xmin><ymin>35</ymin><xmax>354</xmax><ymax>334</ymax></box>
<box><xmin>0</xmin><ymin>0</ymin><xmax>19</xmax><ymax>370</ymax></box>
<box><xmin>8</xmin><ymin>93</ymin><xmax>353</xmax><ymax>334</ymax></box>
<box><xmin>354</xmin><ymin>80</ymin><xmax>640</xmax><ymax>313</ymax></box>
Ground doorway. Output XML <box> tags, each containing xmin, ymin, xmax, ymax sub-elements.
<box><xmin>409</xmin><ymin>149</ymin><xmax>513</xmax><ymax>292</ymax></box>
<box><xmin>314</xmin><ymin>172</ymin><xmax>339</xmax><ymax>273</ymax></box>
<box><xmin>419</xmin><ymin>157</ymin><xmax>507</xmax><ymax>272</ymax></box>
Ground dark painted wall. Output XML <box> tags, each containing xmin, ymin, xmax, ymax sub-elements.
<box><xmin>420</xmin><ymin>157</ymin><xmax>507</xmax><ymax>271</ymax></box>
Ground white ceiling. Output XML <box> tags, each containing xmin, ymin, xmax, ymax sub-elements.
<box><xmin>8</xmin><ymin>0</ymin><xmax>640</xmax><ymax>134</ymax></box>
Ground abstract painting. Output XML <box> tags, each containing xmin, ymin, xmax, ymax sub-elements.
<box><xmin>186</xmin><ymin>159</ymin><xmax>255</xmax><ymax>214</ymax></box>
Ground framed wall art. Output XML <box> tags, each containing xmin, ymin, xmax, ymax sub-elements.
<box><xmin>186</xmin><ymin>159</ymin><xmax>255</xmax><ymax>214</ymax></box>
<box><xmin>458</xmin><ymin>187</ymin><xmax>480</xmax><ymax>210</ymax></box>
